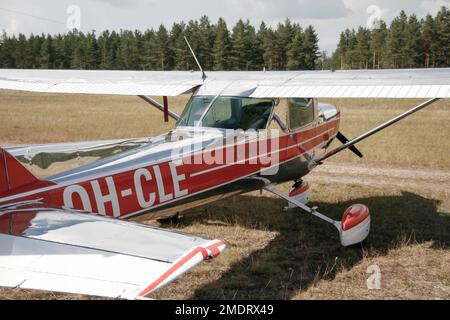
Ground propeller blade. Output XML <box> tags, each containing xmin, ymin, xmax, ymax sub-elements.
<box><xmin>336</xmin><ymin>132</ymin><xmax>363</xmax><ymax>158</ymax></box>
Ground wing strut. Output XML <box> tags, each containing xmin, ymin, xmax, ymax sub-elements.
<box><xmin>138</xmin><ymin>95</ymin><xmax>180</xmax><ymax>121</ymax></box>
<box><xmin>256</xmin><ymin>178</ymin><xmax>370</xmax><ymax>247</ymax></box>
<box><xmin>163</xmin><ymin>96</ymin><xmax>169</xmax><ymax>123</ymax></box>
<box><xmin>314</xmin><ymin>98</ymin><xmax>440</xmax><ymax>164</ymax></box>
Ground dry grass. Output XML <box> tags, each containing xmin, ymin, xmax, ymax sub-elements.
<box><xmin>0</xmin><ymin>91</ymin><xmax>187</xmax><ymax>146</ymax></box>
<box><xmin>0</xmin><ymin>91</ymin><xmax>449</xmax><ymax>300</ymax></box>
<box><xmin>296</xmin><ymin>242</ymin><xmax>450</xmax><ymax>300</ymax></box>
<box><xmin>324</xmin><ymin>98</ymin><xmax>450</xmax><ymax>169</ymax></box>
<box><xmin>149</xmin><ymin>182</ymin><xmax>450</xmax><ymax>300</ymax></box>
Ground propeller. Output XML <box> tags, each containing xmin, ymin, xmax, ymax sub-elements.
<box><xmin>336</xmin><ymin>132</ymin><xmax>363</xmax><ymax>158</ymax></box>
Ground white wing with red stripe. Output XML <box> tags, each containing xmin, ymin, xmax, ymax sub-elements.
<box><xmin>0</xmin><ymin>205</ymin><xmax>225</xmax><ymax>299</ymax></box>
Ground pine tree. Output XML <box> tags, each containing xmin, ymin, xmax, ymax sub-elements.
<box><xmin>405</xmin><ymin>14</ymin><xmax>423</xmax><ymax>68</ymax></box>
<box><xmin>184</xmin><ymin>20</ymin><xmax>202</xmax><ymax>70</ymax></box>
<box><xmin>243</xmin><ymin>21</ymin><xmax>260</xmax><ymax>70</ymax></box>
<box><xmin>197</xmin><ymin>15</ymin><xmax>215</xmax><ymax>70</ymax></box>
<box><xmin>275</xmin><ymin>18</ymin><xmax>294</xmax><ymax>69</ymax></box>
<box><xmin>286</xmin><ymin>25</ymin><xmax>305</xmax><ymax>70</ymax></box>
<box><xmin>422</xmin><ymin>14</ymin><xmax>437</xmax><ymax>68</ymax></box>
<box><xmin>231</xmin><ymin>19</ymin><xmax>256</xmax><ymax>70</ymax></box>
<box><xmin>31</xmin><ymin>34</ymin><xmax>44</xmax><ymax>68</ymax></box>
<box><xmin>39</xmin><ymin>34</ymin><xmax>54</xmax><ymax>69</ymax></box>
<box><xmin>155</xmin><ymin>25</ymin><xmax>171</xmax><ymax>70</ymax></box>
<box><xmin>117</xmin><ymin>30</ymin><xmax>140</xmax><ymax>70</ymax></box>
<box><xmin>370</xmin><ymin>21</ymin><xmax>388</xmax><ymax>69</ymax></box>
<box><xmin>142</xmin><ymin>29</ymin><xmax>158</xmax><ymax>70</ymax></box>
<box><xmin>303</xmin><ymin>26</ymin><xmax>320</xmax><ymax>70</ymax></box>
<box><xmin>20</xmin><ymin>34</ymin><xmax>34</xmax><ymax>68</ymax></box>
<box><xmin>348</xmin><ymin>29</ymin><xmax>359</xmax><ymax>69</ymax></box>
<box><xmin>212</xmin><ymin>18</ymin><xmax>231</xmax><ymax>70</ymax></box>
<box><xmin>86</xmin><ymin>32</ymin><xmax>99</xmax><ymax>69</ymax></box>
<box><xmin>434</xmin><ymin>6</ymin><xmax>450</xmax><ymax>67</ymax></box>
<box><xmin>62</xmin><ymin>31</ymin><xmax>78</xmax><ymax>69</ymax></box>
<box><xmin>98</xmin><ymin>30</ymin><xmax>115</xmax><ymax>69</ymax></box>
<box><xmin>250</xmin><ymin>22</ymin><xmax>266</xmax><ymax>70</ymax></box>
<box><xmin>0</xmin><ymin>32</ymin><xmax>5</xmax><ymax>68</ymax></box>
<box><xmin>336</xmin><ymin>30</ymin><xmax>349</xmax><ymax>69</ymax></box>
<box><xmin>387</xmin><ymin>10</ymin><xmax>408</xmax><ymax>68</ymax></box>
<box><xmin>258</xmin><ymin>22</ymin><xmax>277</xmax><ymax>70</ymax></box>
<box><xmin>0</xmin><ymin>32</ymin><xmax>15</xmax><ymax>68</ymax></box>
<box><xmin>71</xmin><ymin>31</ymin><xmax>87</xmax><ymax>69</ymax></box>
<box><xmin>13</xmin><ymin>34</ymin><xmax>27</xmax><ymax>68</ymax></box>
<box><xmin>169</xmin><ymin>22</ymin><xmax>189</xmax><ymax>70</ymax></box>
<box><xmin>52</xmin><ymin>34</ymin><xmax>64</xmax><ymax>69</ymax></box>
<box><xmin>355</xmin><ymin>27</ymin><xmax>371</xmax><ymax>69</ymax></box>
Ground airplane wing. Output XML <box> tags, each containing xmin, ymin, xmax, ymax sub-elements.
<box><xmin>0</xmin><ymin>68</ymin><xmax>449</xmax><ymax>98</ymax></box>
<box><xmin>0</xmin><ymin>69</ymin><xmax>203</xmax><ymax>96</ymax></box>
<box><xmin>0</xmin><ymin>204</ymin><xmax>225</xmax><ymax>299</ymax></box>
<box><xmin>249</xmin><ymin>68</ymin><xmax>450</xmax><ymax>98</ymax></box>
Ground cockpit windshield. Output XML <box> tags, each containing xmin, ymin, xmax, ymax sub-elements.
<box><xmin>176</xmin><ymin>96</ymin><xmax>274</xmax><ymax>130</ymax></box>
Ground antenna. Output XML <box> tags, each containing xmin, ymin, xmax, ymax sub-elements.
<box><xmin>184</xmin><ymin>36</ymin><xmax>207</xmax><ymax>81</ymax></box>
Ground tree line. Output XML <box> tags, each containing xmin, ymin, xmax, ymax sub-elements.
<box><xmin>1</xmin><ymin>7</ymin><xmax>449</xmax><ymax>71</ymax></box>
<box><xmin>0</xmin><ymin>16</ymin><xmax>319</xmax><ymax>71</ymax></box>
<box><xmin>329</xmin><ymin>7</ymin><xmax>450</xmax><ymax>70</ymax></box>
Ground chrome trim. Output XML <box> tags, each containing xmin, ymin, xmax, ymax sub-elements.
<box><xmin>0</xmin><ymin>206</ymin><xmax>209</xmax><ymax>262</ymax></box>
<box><xmin>318</xmin><ymin>103</ymin><xmax>339</xmax><ymax>121</ymax></box>
<box><xmin>0</xmin><ymin>199</ymin><xmax>43</xmax><ymax>211</ymax></box>
<box><xmin>7</xmin><ymin>138</ymin><xmax>153</xmax><ymax>179</ymax></box>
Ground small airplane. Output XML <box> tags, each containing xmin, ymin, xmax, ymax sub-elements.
<box><xmin>0</xmin><ymin>58</ymin><xmax>449</xmax><ymax>299</ymax></box>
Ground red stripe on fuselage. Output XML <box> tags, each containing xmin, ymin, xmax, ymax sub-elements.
<box><xmin>0</xmin><ymin>119</ymin><xmax>340</xmax><ymax>218</ymax></box>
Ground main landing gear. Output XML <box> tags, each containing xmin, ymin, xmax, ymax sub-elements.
<box><xmin>265</xmin><ymin>181</ymin><xmax>370</xmax><ymax>247</ymax></box>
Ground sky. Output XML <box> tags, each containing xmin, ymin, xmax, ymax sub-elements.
<box><xmin>0</xmin><ymin>0</ymin><xmax>449</xmax><ymax>53</ymax></box>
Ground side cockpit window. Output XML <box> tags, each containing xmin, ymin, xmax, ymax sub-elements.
<box><xmin>177</xmin><ymin>96</ymin><xmax>214</xmax><ymax>127</ymax></box>
<box><xmin>177</xmin><ymin>96</ymin><xmax>274</xmax><ymax>131</ymax></box>
<box><xmin>202</xmin><ymin>97</ymin><xmax>273</xmax><ymax>130</ymax></box>
<box><xmin>288</xmin><ymin>98</ymin><xmax>315</xmax><ymax>130</ymax></box>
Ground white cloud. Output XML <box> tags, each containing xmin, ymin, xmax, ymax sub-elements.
<box><xmin>223</xmin><ymin>0</ymin><xmax>350</xmax><ymax>20</ymax></box>
<box><xmin>90</xmin><ymin>0</ymin><xmax>155</xmax><ymax>8</ymax></box>
<box><xmin>7</xmin><ymin>19</ymin><xmax>18</xmax><ymax>33</ymax></box>
<box><xmin>420</xmin><ymin>0</ymin><xmax>450</xmax><ymax>16</ymax></box>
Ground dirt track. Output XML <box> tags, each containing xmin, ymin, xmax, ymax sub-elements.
<box><xmin>307</xmin><ymin>162</ymin><xmax>450</xmax><ymax>194</ymax></box>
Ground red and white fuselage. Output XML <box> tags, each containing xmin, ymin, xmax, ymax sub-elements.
<box><xmin>0</xmin><ymin>115</ymin><xmax>340</xmax><ymax>221</ymax></box>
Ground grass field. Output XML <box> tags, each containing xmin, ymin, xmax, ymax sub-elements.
<box><xmin>0</xmin><ymin>90</ymin><xmax>449</xmax><ymax>300</ymax></box>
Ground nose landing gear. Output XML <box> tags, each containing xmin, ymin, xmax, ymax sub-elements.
<box><xmin>266</xmin><ymin>183</ymin><xmax>370</xmax><ymax>247</ymax></box>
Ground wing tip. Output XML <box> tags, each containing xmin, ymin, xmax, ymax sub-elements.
<box><xmin>135</xmin><ymin>239</ymin><xmax>226</xmax><ymax>299</ymax></box>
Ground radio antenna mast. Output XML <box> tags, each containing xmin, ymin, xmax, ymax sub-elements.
<box><xmin>184</xmin><ymin>36</ymin><xmax>207</xmax><ymax>81</ymax></box>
